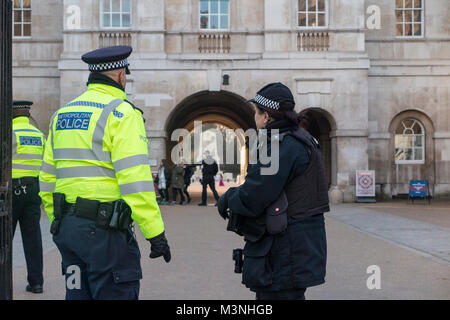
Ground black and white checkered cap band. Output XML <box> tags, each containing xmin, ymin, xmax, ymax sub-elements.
<box><xmin>254</xmin><ymin>94</ymin><xmax>281</xmax><ymax>110</ymax></box>
<box><xmin>88</xmin><ymin>58</ymin><xmax>129</xmax><ymax>72</ymax></box>
<box><xmin>13</xmin><ymin>105</ymin><xmax>31</xmax><ymax>109</ymax></box>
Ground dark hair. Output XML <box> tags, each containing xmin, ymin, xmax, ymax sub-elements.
<box><xmin>297</xmin><ymin>111</ymin><xmax>312</xmax><ymax>131</ymax></box>
<box><xmin>256</xmin><ymin>103</ymin><xmax>298</xmax><ymax>126</ymax></box>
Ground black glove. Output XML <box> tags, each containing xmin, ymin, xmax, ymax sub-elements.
<box><xmin>217</xmin><ymin>192</ymin><xmax>229</xmax><ymax>220</ymax></box>
<box><xmin>148</xmin><ymin>232</ymin><xmax>171</xmax><ymax>263</ymax></box>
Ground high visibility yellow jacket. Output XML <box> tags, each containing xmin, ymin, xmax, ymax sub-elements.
<box><xmin>12</xmin><ymin>116</ymin><xmax>46</xmax><ymax>179</ymax></box>
<box><xmin>39</xmin><ymin>83</ymin><xmax>165</xmax><ymax>239</ymax></box>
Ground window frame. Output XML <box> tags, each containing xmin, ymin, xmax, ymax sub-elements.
<box><xmin>395</xmin><ymin>0</ymin><xmax>425</xmax><ymax>39</ymax></box>
<box><xmin>199</xmin><ymin>0</ymin><xmax>231</xmax><ymax>31</ymax></box>
<box><xmin>13</xmin><ymin>0</ymin><xmax>32</xmax><ymax>39</ymax></box>
<box><xmin>99</xmin><ymin>0</ymin><xmax>132</xmax><ymax>30</ymax></box>
<box><xmin>394</xmin><ymin>118</ymin><xmax>425</xmax><ymax>165</ymax></box>
<box><xmin>297</xmin><ymin>0</ymin><xmax>329</xmax><ymax>30</ymax></box>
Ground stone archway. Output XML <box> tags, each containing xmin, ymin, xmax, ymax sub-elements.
<box><xmin>165</xmin><ymin>90</ymin><xmax>256</xmax><ymax>177</ymax></box>
<box><xmin>388</xmin><ymin>109</ymin><xmax>435</xmax><ymax>196</ymax></box>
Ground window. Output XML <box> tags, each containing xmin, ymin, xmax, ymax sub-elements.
<box><xmin>100</xmin><ymin>0</ymin><xmax>131</xmax><ymax>28</ymax></box>
<box><xmin>395</xmin><ymin>119</ymin><xmax>425</xmax><ymax>164</ymax></box>
<box><xmin>200</xmin><ymin>0</ymin><xmax>229</xmax><ymax>30</ymax></box>
<box><xmin>298</xmin><ymin>0</ymin><xmax>328</xmax><ymax>28</ymax></box>
<box><xmin>395</xmin><ymin>0</ymin><xmax>424</xmax><ymax>37</ymax></box>
<box><xmin>13</xmin><ymin>0</ymin><xmax>31</xmax><ymax>37</ymax></box>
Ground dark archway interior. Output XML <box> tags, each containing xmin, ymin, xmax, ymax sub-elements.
<box><xmin>165</xmin><ymin>90</ymin><xmax>256</xmax><ymax>165</ymax></box>
<box><xmin>166</xmin><ymin>90</ymin><xmax>255</xmax><ymax>134</ymax></box>
<box><xmin>302</xmin><ymin>109</ymin><xmax>333</xmax><ymax>188</ymax></box>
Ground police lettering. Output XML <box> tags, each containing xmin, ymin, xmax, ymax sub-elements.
<box><xmin>19</xmin><ymin>136</ymin><xmax>42</xmax><ymax>146</ymax></box>
<box><xmin>56</xmin><ymin>112</ymin><xmax>92</xmax><ymax>131</ymax></box>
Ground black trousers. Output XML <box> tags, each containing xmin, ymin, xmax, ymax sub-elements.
<box><xmin>12</xmin><ymin>179</ymin><xmax>44</xmax><ymax>287</ymax></box>
<box><xmin>53</xmin><ymin>214</ymin><xmax>142</xmax><ymax>300</ymax></box>
<box><xmin>255</xmin><ymin>288</ymin><xmax>306</xmax><ymax>300</ymax></box>
<box><xmin>183</xmin><ymin>185</ymin><xmax>191</xmax><ymax>201</ymax></box>
<box><xmin>201</xmin><ymin>176</ymin><xmax>219</xmax><ymax>203</ymax></box>
<box><xmin>159</xmin><ymin>188</ymin><xmax>169</xmax><ymax>201</ymax></box>
<box><xmin>172</xmin><ymin>188</ymin><xmax>185</xmax><ymax>203</ymax></box>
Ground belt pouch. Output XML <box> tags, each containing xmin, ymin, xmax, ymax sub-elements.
<box><xmin>118</xmin><ymin>201</ymin><xmax>132</xmax><ymax>230</ymax></box>
<box><xmin>75</xmin><ymin>197</ymin><xmax>100</xmax><ymax>221</ymax></box>
<box><xmin>51</xmin><ymin>193</ymin><xmax>66</xmax><ymax>235</ymax></box>
<box><xmin>97</xmin><ymin>201</ymin><xmax>114</xmax><ymax>228</ymax></box>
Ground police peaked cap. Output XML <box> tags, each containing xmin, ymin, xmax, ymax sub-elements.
<box><xmin>82</xmin><ymin>45</ymin><xmax>132</xmax><ymax>74</ymax></box>
<box><xmin>13</xmin><ymin>100</ymin><xmax>33</xmax><ymax>109</ymax></box>
<box><xmin>248</xmin><ymin>82</ymin><xmax>295</xmax><ymax>112</ymax></box>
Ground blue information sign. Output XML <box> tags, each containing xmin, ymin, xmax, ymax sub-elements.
<box><xmin>408</xmin><ymin>180</ymin><xmax>429</xmax><ymax>199</ymax></box>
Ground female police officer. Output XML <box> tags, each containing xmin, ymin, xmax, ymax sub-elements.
<box><xmin>218</xmin><ymin>83</ymin><xmax>329</xmax><ymax>300</ymax></box>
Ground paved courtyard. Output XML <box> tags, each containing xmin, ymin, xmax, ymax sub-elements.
<box><xmin>12</xmin><ymin>184</ymin><xmax>450</xmax><ymax>300</ymax></box>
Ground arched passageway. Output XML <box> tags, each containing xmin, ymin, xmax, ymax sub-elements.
<box><xmin>165</xmin><ymin>90</ymin><xmax>256</xmax><ymax>178</ymax></box>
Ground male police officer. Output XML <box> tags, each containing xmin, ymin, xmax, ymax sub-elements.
<box><xmin>12</xmin><ymin>100</ymin><xmax>45</xmax><ymax>294</ymax></box>
<box><xmin>39</xmin><ymin>46</ymin><xmax>171</xmax><ymax>300</ymax></box>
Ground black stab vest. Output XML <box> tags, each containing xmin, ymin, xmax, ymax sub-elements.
<box><xmin>282</xmin><ymin>128</ymin><xmax>330</xmax><ymax>218</ymax></box>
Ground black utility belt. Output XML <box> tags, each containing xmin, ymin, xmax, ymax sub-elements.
<box><xmin>50</xmin><ymin>193</ymin><xmax>133</xmax><ymax>235</ymax></box>
<box><xmin>12</xmin><ymin>177</ymin><xmax>38</xmax><ymax>188</ymax></box>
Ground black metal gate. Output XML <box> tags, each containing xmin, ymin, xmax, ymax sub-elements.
<box><xmin>0</xmin><ymin>0</ymin><xmax>13</xmax><ymax>300</ymax></box>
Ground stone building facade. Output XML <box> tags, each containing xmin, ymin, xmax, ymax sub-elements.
<box><xmin>12</xmin><ymin>0</ymin><xmax>450</xmax><ymax>202</ymax></box>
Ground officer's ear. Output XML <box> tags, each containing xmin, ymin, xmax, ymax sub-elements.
<box><xmin>119</xmin><ymin>69</ymin><xmax>127</xmax><ymax>89</ymax></box>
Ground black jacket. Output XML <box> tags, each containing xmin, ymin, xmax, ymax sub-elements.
<box><xmin>184</xmin><ymin>165</ymin><xmax>196</xmax><ymax>186</ymax></box>
<box><xmin>202</xmin><ymin>157</ymin><xmax>218</xmax><ymax>177</ymax></box>
<box><xmin>225</xmin><ymin>122</ymin><xmax>327</xmax><ymax>291</ymax></box>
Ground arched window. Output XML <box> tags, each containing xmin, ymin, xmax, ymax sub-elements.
<box><xmin>394</xmin><ymin>118</ymin><xmax>425</xmax><ymax>164</ymax></box>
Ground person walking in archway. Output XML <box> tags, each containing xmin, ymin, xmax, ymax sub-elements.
<box><xmin>198</xmin><ymin>151</ymin><xmax>220</xmax><ymax>206</ymax></box>
<box><xmin>156</xmin><ymin>159</ymin><xmax>170</xmax><ymax>205</ymax></box>
<box><xmin>182</xmin><ymin>163</ymin><xmax>196</xmax><ymax>204</ymax></box>
<box><xmin>170</xmin><ymin>161</ymin><xmax>186</xmax><ymax>205</ymax></box>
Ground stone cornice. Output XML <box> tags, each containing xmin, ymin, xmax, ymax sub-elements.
<box><xmin>330</xmin><ymin>130</ymin><xmax>369</xmax><ymax>138</ymax></box>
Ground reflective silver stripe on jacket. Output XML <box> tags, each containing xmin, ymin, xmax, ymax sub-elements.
<box><xmin>12</xmin><ymin>164</ymin><xmax>42</xmax><ymax>171</ymax></box>
<box><xmin>13</xmin><ymin>153</ymin><xmax>44</xmax><ymax>160</ymax></box>
<box><xmin>119</xmin><ymin>181</ymin><xmax>155</xmax><ymax>195</ymax></box>
<box><xmin>113</xmin><ymin>154</ymin><xmax>150</xmax><ymax>173</ymax></box>
<box><xmin>41</xmin><ymin>162</ymin><xmax>57</xmax><ymax>175</ymax></box>
<box><xmin>56</xmin><ymin>166</ymin><xmax>116</xmax><ymax>179</ymax></box>
<box><xmin>39</xmin><ymin>181</ymin><xmax>56</xmax><ymax>192</ymax></box>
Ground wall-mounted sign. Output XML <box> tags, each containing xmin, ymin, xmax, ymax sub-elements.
<box><xmin>356</xmin><ymin>170</ymin><xmax>376</xmax><ymax>198</ymax></box>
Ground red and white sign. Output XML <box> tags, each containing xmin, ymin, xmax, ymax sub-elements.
<box><xmin>356</xmin><ymin>170</ymin><xmax>375</xmax><ymax>197</ymax></box>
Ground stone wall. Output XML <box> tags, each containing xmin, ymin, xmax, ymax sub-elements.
<box><xmin>366</xmin><ymin>0</ymin><xmax>450</xmax><ymax>198</ymax></box>
<box><xmin>12</xmin><ymin>0</ymin><xmax>450</xmax><ymax>200</ymax></box>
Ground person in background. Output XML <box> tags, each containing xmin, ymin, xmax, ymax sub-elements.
<box><xmin>156</xmin><ymin>160</ymin><xmax>169</xmax><ymax>205</ymax></box>
<box><xmin>219</xmin><ymin>174</ymin><xmax>225</xmax><ymax>187</ymax></box>
<box><xmin>170</xmin><ymin>162</ymin><xmax>186</xmax><ymax>205</ymax></box>
<box><xmin>183</xmin><ymin>163</ymin><xmax>196</xmax><ymax>204</ymax></box>
<box><xmin>198</xmin><ymin>151</ymin><xmax>220</xmax><ymax>206</ymax></box>
<box><xmin>11</xmin><ymin>100</ymin><xmax>45</xmax><ymax>294</ymax></box>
